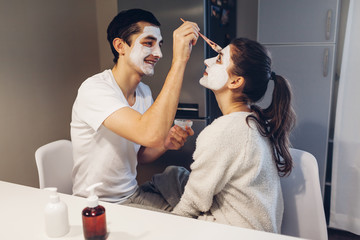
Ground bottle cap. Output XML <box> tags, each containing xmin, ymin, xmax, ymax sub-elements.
<box><xmin>45</xmin><ymin>187</ymin><xmax>60</xmax><ymax>203</ymax></box>
<box><xmin>86</xmin><ymin>182</ymin><xmax>103</xmax><ymax>208</ymax></box>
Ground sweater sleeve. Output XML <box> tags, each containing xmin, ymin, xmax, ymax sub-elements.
<box><xmin>172</xmin><ymin>118</ymin><xmax>246</xmax><ymax>217</ymax></box>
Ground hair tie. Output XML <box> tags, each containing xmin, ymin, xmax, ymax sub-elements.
<box><xmin>271</xmin><ymin>71</ymin><xmax>277</xmax><ymax>81</ymax></box>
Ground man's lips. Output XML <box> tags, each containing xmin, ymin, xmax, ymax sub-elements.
<box><xmin>144</xmin><ymin>58</ymin><xmax>159</xmax><ymax>66</ymax></box>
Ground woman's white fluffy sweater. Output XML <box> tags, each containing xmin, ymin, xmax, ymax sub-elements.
<box><xmin>172</xmin><ymin>112</ymin><xmax>283</xmax><ymax>233</ymax></box>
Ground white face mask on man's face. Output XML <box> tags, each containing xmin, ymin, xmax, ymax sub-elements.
<box><xmin>199</xmin><ymin>45</ymin><xmax>231</xmax><ymax>90</ymax></box>
<box><xmin>130</xmin><ymin>26</ymin><xmax>163</xmax><ymax>76</ymax></box>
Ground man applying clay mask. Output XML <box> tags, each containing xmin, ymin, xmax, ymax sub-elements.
<box><xmin>71</xmin><ymin>9</ymin><xmax>199</xmax><ymax>210</ymax></box>
<box><xmin>200</xmin><ymin>45</ymin><xmax>230</xmax><ymax>90</ymax></box>
<box><xmin>130</xmin><ymin>26</ymin><xmax>163</xmax><ymax>76</ymax></box>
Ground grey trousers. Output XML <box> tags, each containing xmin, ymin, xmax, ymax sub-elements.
<box><xmin>122</xmin><ymin>166</ymin><xmax>189</xmax><ymax>212</ymax></box>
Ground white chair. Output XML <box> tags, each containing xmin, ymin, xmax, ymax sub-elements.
<box><xmin>35</xmin><ymin>139</ymin><xmax>73</xmax><ymax>194</ymax></box>
<box><xmin>280</xmin><ymin>148</ymin><xmax>328</xmax><ymax>240</ymax></box>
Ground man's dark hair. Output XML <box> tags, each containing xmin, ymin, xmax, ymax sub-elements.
<box><xmin>107</xmin><ymin>9</ymin><xmax>161</xmax><ymax>63</ymax></box>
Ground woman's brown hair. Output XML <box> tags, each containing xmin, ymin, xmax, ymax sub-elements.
<box><xmin>230</xmin><ymin>38</ymin><xmax>296</xmax><ymax>176</ymax></box>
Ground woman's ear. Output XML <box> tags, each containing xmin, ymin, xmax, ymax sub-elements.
<box><xmin>228</xmin><ymin>76</ymin><xmax>245</xmax><ymax>90</ymax></box>
<box><xmin>112</xmin><ymin>38</ymin><xmax>127</xmax><ymax>56</ymax></box>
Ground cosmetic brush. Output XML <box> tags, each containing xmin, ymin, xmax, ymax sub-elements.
<box><xmin>180</xmin><ymin>18</ymin><xmax>222</xmax><ymax>53</ymax></box>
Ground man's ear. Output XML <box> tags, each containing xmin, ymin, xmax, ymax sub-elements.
<box><xmin>228</xmin><ymin>76</ymin><xmax>245</xmax><ymax>90</ymax></box>
<box><xmin>112</xmin><ymin>38</ymin><xmax>127</xmax><ymax>56</ymax></box>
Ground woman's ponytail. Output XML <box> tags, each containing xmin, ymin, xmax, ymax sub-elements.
<box><xmin>264</xmin><ymin>74</ymin><xmax>296</xmax><ymax>176</ymax></box>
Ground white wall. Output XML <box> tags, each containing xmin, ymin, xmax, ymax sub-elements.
<box><xmin>0</xmin><ymin>0</ymin><xmax>116</xmax><ymax>188</ymax></box>
<box><xmin>236</xmin><ymin>0</ymin><xmax>258</xmax><ymax>40</ymax></box>
<box><xmin>95</xmin><ymin>0</ymin><xmax>118</xmax><ymax>70</ymax></box>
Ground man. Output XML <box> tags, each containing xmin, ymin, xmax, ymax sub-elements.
<box><xmin>71</xmin><ymin>9</ymin><xmax>199</xmax><ymax>210</ymax></box>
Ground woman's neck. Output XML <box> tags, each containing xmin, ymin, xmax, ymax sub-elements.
<box><xmin>215</xmin><ymin>91</ymin><xmax>251</xmax><ymax>115</ymax></box>
<box><xmin>223</xmin><ymin>102</ymin><xmax>251</xmax><ymax>115</ymax></box>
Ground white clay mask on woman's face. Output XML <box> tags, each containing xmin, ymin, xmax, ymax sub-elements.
<box><xmin>130</xmin><ymin>26</ymin><xmax>163</xmax><ymax>76</ymax></box>
<box><xmin>199</xmin><ymin>45</ymin><xmax>231</xmax><ymax>90</ymax></box>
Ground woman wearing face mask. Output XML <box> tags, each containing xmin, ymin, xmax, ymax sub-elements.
<box><xmin>172</xmin><ymin>38</ymin><xmax>296</xmax><ymax>233</ymax></box>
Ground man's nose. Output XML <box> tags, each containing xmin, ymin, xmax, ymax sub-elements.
<box><xmin>152</xmin><ymin>45</ymin><xmax>162</xmax><ymax>58</ymax></box>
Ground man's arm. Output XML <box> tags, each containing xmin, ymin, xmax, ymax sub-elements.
<box><xmin>104</xmin><ymin>21</ymin><xmax>199</xmax><ymax>148</ymax></box>
<box><xmin>137</xmin><ymin>125</ymin><xmax>194</xmax><ymax>164</ymax></box>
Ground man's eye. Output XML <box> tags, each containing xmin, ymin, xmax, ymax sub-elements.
<box><xmin>143</xmin><ymin>42</ymin><xmax>153</xmax><ymax>47</ymax></box>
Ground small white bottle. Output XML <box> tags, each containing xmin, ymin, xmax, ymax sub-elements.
<box><xmin>44</xmin><ymin>187</ymin><xmax>70</xmax><ymax>237</ymax></box>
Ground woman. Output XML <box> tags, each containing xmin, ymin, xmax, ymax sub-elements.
<box><xmin>172</xmin><ymin>38</ymin><xmax>296</xmax><ymax>233</ymax></box>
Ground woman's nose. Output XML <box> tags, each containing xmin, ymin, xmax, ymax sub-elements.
<box><xmin>204</xmin><ymin>56</ymin><xmax>216</xmax><ymax>66</ymax></box>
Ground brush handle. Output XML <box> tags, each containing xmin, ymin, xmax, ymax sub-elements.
<box><xmin>180</xmin><ymin>18</ymin><xmax>222</xmax><ymax>53</ymax></box>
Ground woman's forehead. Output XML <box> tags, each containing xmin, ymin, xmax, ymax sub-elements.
<box><xmin>220</xmin><ymin>45</ymin><xmax>230</xmax><ymax>55</ymax></box>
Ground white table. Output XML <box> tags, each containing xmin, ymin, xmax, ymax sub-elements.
<box><xmin>0</xmin><ymin>181</ymin><xmax>302</xmax><ymax>239</ymax></box>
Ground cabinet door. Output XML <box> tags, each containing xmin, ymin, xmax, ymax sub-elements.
<box><xmin>260</xmin><ymin>45</ymin><xmax>335</xmax><ymax>194</ymax></box>
<box><xmin>258</xmin><ymin>0</ymin><xmax>339</xmax><ymax>44</ymax></box>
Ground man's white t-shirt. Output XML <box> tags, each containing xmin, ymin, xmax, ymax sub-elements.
<box><xmin>71</xmin><ymin>69</ymin><xmax>153</xmax><ymax>203</ymax></box>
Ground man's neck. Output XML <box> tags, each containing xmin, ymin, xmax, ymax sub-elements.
<box><xmin>112</xmin><ymin>64</ymin><xmax>142</xmax><ymax>105</ymax></box>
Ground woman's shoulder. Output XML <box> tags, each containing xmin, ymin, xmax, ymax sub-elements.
<box><xmin>212</xmin><ymin>112</ymin><xmax>252</xmax><ymax>130</ymax></box>
<box><xmin>198</xmin><ymin>112</ymin><xmax>252</xmax><ymax>143</ymax></box>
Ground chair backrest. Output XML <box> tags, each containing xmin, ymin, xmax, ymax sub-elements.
<box><xmin>35</xmin><ymin>139</ymin><xmax>73</xmax><ymax>194</ymax></box>
<box><xmin>280</xmin><ymin>148</ymin><xmax>328</xmax><ymax>240</ymax></box>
